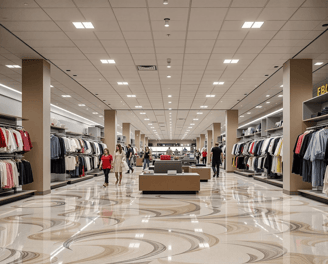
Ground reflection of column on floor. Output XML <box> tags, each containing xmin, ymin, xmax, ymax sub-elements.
<box><xmin>282</xmin><ymin>59</ymin><xmax>312</xmax><ymax>194</ymax></box>
<box><xmin>22</xmin><ymin>59</ymin><xmax>51</xmax><ymax>195</ymax></box>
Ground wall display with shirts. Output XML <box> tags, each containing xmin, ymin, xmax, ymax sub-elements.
<box><xmin>0</xmin><ymin>113</ymin><xmax>35</xmax><ymax>205</ymax></box>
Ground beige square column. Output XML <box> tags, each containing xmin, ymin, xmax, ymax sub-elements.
<box><xmin>22</xmin><ymin>59</ymin><xmax>51</xmax><ymax>195</ymax></box>
<box><xmin>207</xmin><ymin>130</ymin><xmax>213</xmax><ymax>164</ymax></box>
<box><xmin>104</xmin><ymin>110</ymin><xmax>117</xmax><ymax>154</ymax></box>
<box><xmin>225</xmin><ymin>110</ymin><xmax>238</xmax><ymax>173</ymax></box>
<box><xmin>122</xmin><ymin>123</ymin><xmax>131</xmax><ymax>146</ymax></box>
<box><xmin>212</xmin><ymin>123</ymin><xmax>221</xmax><ymax>144</ymax></box>
<box><xmin>200</xmin><ymin>134</ymin><xmax>205</xmax><ymax>150</ymax></box>
<box><xmin>141</xmin><ymin>134</ymin><xmax>145</xmax><ymax>151</ymax></box>
<box><xmin>196</xmin><ymin>137</ymin><xmax>200</xmax><ymax>151</ymax></box>
<box><xmin>283</xmin><ymin>59</ymin><xmax>312</xmax><ymax>194</ymax></box>
<box><xmin>145</xmin><ymin>137</ymin><xmax>148</xmax><ymax>147</ymax></box>
<box><xmin>135</xmin><ymin>130</ymin><xmax>141</xmax><ymax>151</ymax></box>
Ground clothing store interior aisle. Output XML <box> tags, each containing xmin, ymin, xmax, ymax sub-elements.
<box><xmin>1</xmin><ymin>167</ymin><xmax>328</xmax><ymax>264</ymax></box>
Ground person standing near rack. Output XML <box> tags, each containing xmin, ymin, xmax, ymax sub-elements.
<box><xmin>113</xmin><ymin>144</ymin><xmax>125</xmax><ymax>186</ymax></box>
<box><xmin>142</xmin><ymin>146</ymin><xmax>152</xmax><ymax>171</ymax></box>
<box><xmin>125</xmin><ymin>144</ymin><xmax>134</xmax><ymax>174</ymax></box>
<box><xmin>210</xmin><ymin>143</ymin><xmax>224</xmax><ymax>177</ymax></box>
<box><xmin>195</xmin><ymin>150</ymin><xmax>200</xmax><ymax>164</ymax></box>
<box><xmin>202</xmin><ymin>149</ymin><xmax>207</xmax><ymax>164</ymax></box>
<box><xmin>99</xmin><ymin>148</ymin><xmax>112</xmax><ymax>187</ymax></box>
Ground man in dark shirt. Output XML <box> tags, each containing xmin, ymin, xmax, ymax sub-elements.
<box><xmin>126</xmin><ymin>144</ymin><xmax>134</xmax><ymax>174</ymax></box>
<box><xmin>211</xmin><ymin>143</ymin><xmax>223</xmax><ymax>177</ymax></box>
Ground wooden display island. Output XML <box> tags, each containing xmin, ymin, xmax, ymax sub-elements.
<box><xmin>189</xmin><ymin>167</ymin><xmax>211</xmax><ymax>181</ymax></box>
<box><xmin>139</xmin><ymin>173</ymin><xmax>200</xmax><ymax>194</ymax></box>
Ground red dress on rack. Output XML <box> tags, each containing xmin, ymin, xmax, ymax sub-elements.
<box><xmin>19</xmin><ymin>130</ymin><xmax>33</xmax><ymax>152</ymax></box>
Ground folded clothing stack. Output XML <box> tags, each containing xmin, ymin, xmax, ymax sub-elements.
<box><xmin>321</xmin><ymin>107</ymin><xmax>328</xmax><ymax>116</ymax></box>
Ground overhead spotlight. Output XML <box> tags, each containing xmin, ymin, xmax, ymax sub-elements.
<box><xmin>163</xmin><ymin>0</ymin><xmax>168</xmax><ymax>4</ymax></box>
<box><xmin>167</xmin><ymin>58</ymin><xmax>171</xmax><ymax>68</ymax></box>
<box><xmin>164</xmin><ymin>18</ymin><xmax>170</xmax><ymax>27</ymax></box>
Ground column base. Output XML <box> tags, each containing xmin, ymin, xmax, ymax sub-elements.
<box><xmin>283</xmin><ymin>189</ymin><xmax>299</xmax><ymax>195</ymax></box>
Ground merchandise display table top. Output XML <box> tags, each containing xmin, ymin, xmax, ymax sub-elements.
<box><xmin>139</xmin><ymin>173</ymin><xmax>200</xmax><ymax>193</ymax></box>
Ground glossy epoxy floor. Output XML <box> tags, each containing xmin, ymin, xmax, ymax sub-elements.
<box><xmin>1</xmin><ymin>169</ymin><xmax>328</xmax><ymax>264</ymax></box>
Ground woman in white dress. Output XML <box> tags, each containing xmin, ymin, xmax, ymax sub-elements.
<box><xmin>113</xmin><ymin>144</ymin><xmax>125</xmax><ymax>186</ymax></box>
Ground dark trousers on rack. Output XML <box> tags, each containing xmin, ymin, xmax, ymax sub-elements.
<box><xmin>103</xmin><ymin>168</ymin><xmax>110</xmax><ymax>183</ymax></box>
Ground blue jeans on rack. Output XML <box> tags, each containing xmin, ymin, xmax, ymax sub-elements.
<box><xmin>143</xmin><ymin>158</ymin><xmax>150</xmax><ymax>170</ymax></box>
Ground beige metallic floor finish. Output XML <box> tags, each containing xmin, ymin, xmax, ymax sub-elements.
<box><xmin>1</xmin><ymin>168</ymin><xmax>328</xmax><ymax>264</ymax></box>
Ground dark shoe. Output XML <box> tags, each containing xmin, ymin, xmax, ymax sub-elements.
<box><xmin>132</xmin><ymin>168</ymin><xmax>134</xmax><ymax>173</ymax></box>
<box><xmin>125</xmin><ymin>171</ymin><xmax>130</xmax><ymax>174</ymax></box>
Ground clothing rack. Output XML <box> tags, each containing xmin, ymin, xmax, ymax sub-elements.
<box><xmin>0</xmin><ymin>122</ymin><xmax>23</xmax><ymax>129</ymax></box>
<box><xmin>306</xmin><ymin>123</ymin><xmax>328</xmax><ymax>131</ymax></box>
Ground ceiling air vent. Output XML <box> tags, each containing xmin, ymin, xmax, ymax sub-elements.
<box><xmin>137</xmin><ymin>65</ymin><xmax>157</xmax><ymax>71</ymax></box>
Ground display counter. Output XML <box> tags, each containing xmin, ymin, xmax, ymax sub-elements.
<box><xmin>139</xmin><ymin>173</ymin><xmax>200</xmax><ymax>194</ymax></box>
<box><xmin>189</xmin><ymin>167</ymin><xmax>211</xmax><ymax>181</ymax></box>
<box><xmin>136</xmin><ymin>157</ymin><xmax>143</xmax><ymax>167</ymax></box>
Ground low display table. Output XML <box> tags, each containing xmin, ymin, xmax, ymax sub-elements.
<box><xmin>182</xmin><ymin>165</ymin><xmax>190</xmax><ymax>173</ymax></box>
<box><xmin>136</xmin><ymin>157</ymin><xmax>143</xmax><ymax>167</ymax></box>
<box><xmin>189</xmin><ymin>167</ymin><xmax>211</xmax><ymax>182</ymax></box>
<box><xmin>139</xmin><ymin>173</ymin><xmax>200</xmax><ymax>194</ymax></box>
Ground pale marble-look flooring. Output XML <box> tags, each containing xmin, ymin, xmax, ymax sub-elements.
<box><xmin>1</xmin><ymin>168</ymin><xmax>328</xmax><ymax>264</ymax></box>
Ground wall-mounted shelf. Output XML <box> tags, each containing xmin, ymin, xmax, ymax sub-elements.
<box><xmin>66</xmin><ymin>131</ymin><xmax>82</xmax><ymax>136</ymax></box>
<box><xmin>0</xmin><ymin>113</ymin><xmax>28</xmax><ymax>121</ymax></box>
<box><xmin>303</xmin><ymin>114</ymin><xmax>328</xmax><ymax>123</ymax></box>
<box><xmin>265</xmin><ymin>126</ymin><xmax>283</xmax><ymax>133</ymax></box>
<box><xmin>303</xmin><ymin>93</ymin><xmax>328</xmax><ymax>121</ymax></box>
<box><xmin>51</xmin><ymin>125</ymin><xmax>67</xmax><ymax>130</ymax></box>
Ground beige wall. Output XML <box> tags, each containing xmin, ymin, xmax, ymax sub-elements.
<box><xmin>283</xmin><ymin>59</ymin><xmax>312</xmax><ymax>194</ymax></box>
<box><xmin>225</xmin><ymin>110</ymin><xmax>238</xmax><ymax>172</ymax></box>
<box><xmin>22</xmin><ymin>59</ymin><xmax>51</xmax><ymax>195</ymax></box>
<box><xmin>104</xmin><ymin>110</ymin><xmax>117</xmax><ymax>155</ymax></box>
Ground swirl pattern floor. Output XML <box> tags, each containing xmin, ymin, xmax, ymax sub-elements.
<box><xmin>1</xmin><ymin>168</ymin><xmax>328</xmax><ymax>264</ymax></box>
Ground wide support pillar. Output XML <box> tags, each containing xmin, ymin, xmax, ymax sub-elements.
<box><xmin>104</xmin><ymin>110</ymin><xmax>117</xmax><ymax>154</ymax></box>
<box><xmin>196</xmin><ymin>137</ymin><xmax>200</xmax><ymax>151</ymax></box>
<box><xmin>200</xmin><ymin>134</ymin><xmax>205</xmax><ymax>150</ymax></box>
<box><xmin>141</xmin><ymin>134</ymin><xmax>145</xmax><ymax>151</ymax></box>
<box><xmin>122</xmin><ymin>123</ymin><xmax>131</xmax><ymax>146</ymax></box>
<box><xmin>283</xmin><ymin>59</ymin><xmax>312</xmax><ymax>194</ymax></box>
<box><xmin>225</xmin><ymin>110</ymin><xmax>238</xmax><ymax>173</ymax></box>
<box><xmin>212</xmin><ymin>123</ymin><xmax>221</xmax><ymax>144</ymax></box>
<box><xmin>207</xmin><ymin>130</ymin><xmax>213</xmax><ymax>164</ymax></box>
<box><xmin>22</xmin><ymin>59</ymin><xmax>51</xmax><ymax>195</ymax></box>
<box><xmin>135</xmin><ymin>130</ymin><xmax>141</xmax><ymax>151</ymax></box>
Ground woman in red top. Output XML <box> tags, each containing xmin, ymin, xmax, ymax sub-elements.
<box><xmin>202</xmin><ymin>150</ymin><xmax>207</xmax><ymax>165</ymax></box>
<box><xmin>99</xmin><ymin>148</ymin><xmax>113</xmax><ymax>187</ymax></box>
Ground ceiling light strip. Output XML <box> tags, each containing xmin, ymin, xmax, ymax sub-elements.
<box><xmin>238</xmin><ymin>108</ymin><xmax>283</xmax><ymax>129</ymax></box>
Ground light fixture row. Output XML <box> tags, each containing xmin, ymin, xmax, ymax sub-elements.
<box><xmin>242</xmin><ymin>21</ymin><xmax>264</xmax><ymax>29</ymax></box>
<box><xmin>73</xmin><ymin>22</ymin><xmax>94</xmax><ymax>29</ymax></box>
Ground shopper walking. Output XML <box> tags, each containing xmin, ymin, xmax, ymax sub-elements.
<box><xmin>113</xmin><ymin>144</ymin><xmax>125</xmax><ymax>186</ymax></box>
<box><xmin>166</xmin><ymin>147</ymin><xmax>173</xmax><ymax>156</ymax></box>
<box><xmin>210</xmin><ymin>143</ymin><xmax>224</xmax><ymax>177</ymax></box>
<box><xmin>142</xmin><ymin>146</ymin><xmax>152</xmax><ymax>171</ymax></box>
<box><xmin>125</xmin><ymin>144</ymin><xmax>134</xmax><ymax>174</ymax></box>
<box><xmin>195</xmin><ymin>150</ymin><xmax>200</xmax><ymax>164</ymax></box>
<box><xmin>99</xmin><ymin>148</ymin><xmax>113</xmax><ymax>187</ymax></box>
<box><xmin>202</xmin><ymin>149</ymin><xmax>207</xmax><ymax>164</ymax></box>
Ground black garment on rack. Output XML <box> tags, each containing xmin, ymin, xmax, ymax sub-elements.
<box><xmin>300</xmin><ymin>132</ymin><xmax>314</xmax><ymax>182</ymax></box>
<box><xmin>17</xmin><ymin>160</ymin><xmax>34</xmax><ymax>185</ymax></box>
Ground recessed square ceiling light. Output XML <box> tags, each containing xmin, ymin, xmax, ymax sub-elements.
<box><xmin>148</xmin><ymin>123</ymin><xmax>152</xmax><ymax>125</ymax></box>
<box><xmin>169</xmin><ymin>108</ymin><xmax>172</xmax><ymax>110</ymax></box>
<box><xmin>127</xmin><ymin>95</ymin><xmax>136</xmax><ymax>97</ymax></box>
<box><xmin>140</xmin><ymin>112</ymin><xmax>146</xmax><ymax>114</ymax></box>
<box><xmin>151</xmin><ymin>127</ymin><xmax>154</xmax><ymax>128</ymax></box>
<box><xmin>231</xmin><ymin>59</ymin><xmax>239</xmax><ymax>63</ymax></box>
<box><xmin>123</xmin><ymin>82</ymin><xmax>128</xmax><ymax>85</ymax></box>
<box><xmin>6</xmin><ymin>65</ymin><xmax>14</xmax><ymax>68</ymax></box>
<box><xmin>50</xmin><ymin>85</ymin><xmax>54</xmax><ymax>88</ymax></box>
<box><xmin>193</xmin><ymin>118</ymin><xmax>198</xmax><ymax>120</ymax></box>
<box><xmin>224</xmin><ymin>59</ymin><xmax>231</xmax><ymax>64</ymax></box>
<box><xmin>168</xmin><ymin>95</ymin><xmax>172</xmax><ymax>97</ymax></box>
<box><xmin>242</xmin><ymin>21</ymin><xmax>254</xmax><ymax>28</ymax></box>
<box><xmin>73</xmin><ymin>22</ymin><xmax>84</xmax><ymax>28</ymax></box>
<box><xmin>82</xmin><ymin>22</ymin><xmax>94</xmax><ymax>28</ymax></box>
<box><xmin>144</xmin><ymin>118</ymin><xmax>149</xmax><ymax>120</ymax></box>
<box><xmin>266</xmin><ymin>102</ymin><xmax>270</xmax><ymax>104</ymax></box>
<box><xmin>255</xmin><ymin>105</ymin><xmax>262</xmax><ymax>108</ymax></box>
<box><xmin>200</xmin><ymin>106</ymin><xmax>208</xmax><ymax>108</ymax></box>
<box><xmin>197</xmin><ymin>112</ymin><xmax>203</xmax><ymax>114</ymax></box>
<box><xmin>315</xmin><ymin>62</ymin><xmax>323</xmax><ymax>65</ymax></box>
<box><xmin>266</xmin><ymin>95</ymin><xmax>270</xmax><ymax>97</ymax></box>
<box><xmin>101</xmin><ymin>59</ymin><xmax>115</xmax><ymax>64</ymax></box>
<box><xmin>135</xmin><ymin>106</ymin><xmax>142</xmax><ymax>108</ymax></box>
<box><xmin>278</xmin><ymin>95</ymin><xmax>283</xmax><ymax>97</ymax></box>
<box><xmin>247</xmin><ymin>112</ymin><xmax>251</xmax><ymax>114</ymax></box>
<box><xmin>99</xmin><ymin>115</ymin><xmax>103</xmax><ymax>118</ymax></box>
<box><xmin>240</xmin><ymin>115</ymin><xmax>244</xmax><ymax>117</ymax></box>
<box><xmin>92</xmin><ymin>112</ymin><xmax>98</xmax><ymax>114</ymax></box>
<box><xmin>78</xmin><ymin>104</ymin><xmax>85</xmax><ymax>106</ymax></box>
<box><xmin>118</xmin><ymin>82</ymin><xmax>128</xmax><ymax>85</ymax></box>
<box><xmin>280</xmin><ymin>85</ymin><xmax>283</xmax><ymax>87</ymax></box>
<box><xmin>206</xmin><ymin>95</ymin><xmax>215</xmax><ymax>97</ymax></box>
<box><xmin>168</xmin><ymin>101</ymin><xmax>172</xmax><ymax>103</ymax></box>
<box><xmin>167</xmin><ymin>75</ymin><xmax>171</xmax><ymax>78</ymax></box>
<box><xmin>61</xmin><ymin>95</ymin><xmax>71</xmax><ymax>98</ymax></box>
<box><xmin>252</xmin><ymin>22</ymin><xmax>264</xmax><ymax>28</ymax></box>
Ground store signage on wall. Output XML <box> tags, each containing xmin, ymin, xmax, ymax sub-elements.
<box><xmin>313</xmin><ymin>76</ymin><xmax>328</xmax><ymax>97</ymax></box>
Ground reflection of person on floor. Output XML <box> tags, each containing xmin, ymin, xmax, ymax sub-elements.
<box><xmin>210</xmin><ymin>180</ymin><xmax>223</xmax><ymax>209</ymax></box>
